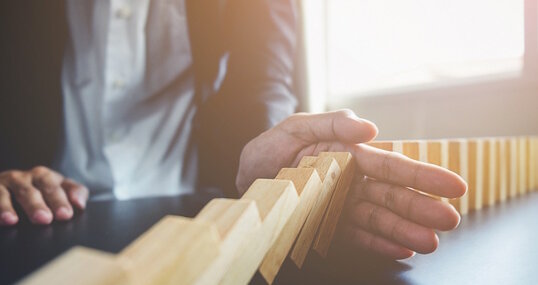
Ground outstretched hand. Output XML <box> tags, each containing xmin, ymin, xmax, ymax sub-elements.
<box><xmin>236</xmin><ymin>110</ymin><xmax>466</xmax><ymax>259</ymax></box>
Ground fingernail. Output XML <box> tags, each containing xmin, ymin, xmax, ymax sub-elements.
<box><xmin>32</xmin><ymin>210</ymin><xmax>53</xmax><ymax>224</ymax></box>
<box><xmin>78</xmin><ymin>196</ymin><xmax>87</xmax><ymax>209</ymax></box>
<box><xmin>56</xmin><ymin>207</ymin><xmax>73</xmax><ymax>220</ymax></box>
<box><xmin>1</xmin><ymin>212</ymin><xmax>18</xmax><ymax>225</ymax></box>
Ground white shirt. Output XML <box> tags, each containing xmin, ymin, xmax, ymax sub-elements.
<box><xmin>56</xmin><ymin>0</ymin><xmax>198</xmax><ymax>199</ymax></box>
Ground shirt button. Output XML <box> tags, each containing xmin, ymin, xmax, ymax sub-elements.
<box><xmin>115</xmin><ymin>6</ymin><xmax>132</xmax><ymax>19</ymax></box>
<box><xmin>112</xmin><ymin>79</ymin><xmax>125</xmax><ymax>89</ymax></box>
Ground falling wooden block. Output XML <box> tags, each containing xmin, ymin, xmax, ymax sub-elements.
<box><xmin>313</xmin><ymin>152</ymin><xmax>355</xmax><ymax>257</ymax></box>
<box><xmin>220</xmin><ymin>179</ymin><xmax>299</xmax><ymax>285</ymax></box>
<box><xmin>192</xmin><ymin>199</ymin><xmax>261</xmax><ymax>285</ymax></box>
<box><xmin>20</xmin><ymin>247</ymin><xmax>128</xmax><ymax>285</ymax></box>
<box><xmin>259</xmin><ymin>167</ymin><xmax>323</xmax><ymax>284</ymax></box>
<box><xmin>290</xmin><ymin>156</ymin><xmax>341</xmax><ymax>268</ymax></box>
<box><xmin>118</xmin><ymin>216</ymin><xmax>220</xmax><ymax>285</ymax></box>
<box><xmin>448</xmin><ymin>140</ymin><xmax>469</xmax><ymax>214</ymax></box>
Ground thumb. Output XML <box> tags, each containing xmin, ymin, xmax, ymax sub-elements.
<box><xmin>280</xmin><ymin>109</ymin><xmax>378</xmax><ymax>145</ymax></box>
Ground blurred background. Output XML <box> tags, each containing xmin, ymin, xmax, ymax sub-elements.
<box><xmin>295</xmin><ymin>0</ymin><xmax>538</xmax><ymax>140</ymax></box>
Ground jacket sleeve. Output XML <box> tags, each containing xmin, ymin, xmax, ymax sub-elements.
<box><xmin>194</xmin><ymin>0</ymin><xmax>298</xmax><ymax>197</ymax></box>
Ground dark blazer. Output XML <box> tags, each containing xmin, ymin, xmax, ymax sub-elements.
<box><xmin>0</xmin><ymin>0</ymin><xmax>298</xmax><ymax>197</ymax></box>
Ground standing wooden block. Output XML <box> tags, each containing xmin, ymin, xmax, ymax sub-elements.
<box><xmin>118</xmin><ymin>216</ymin><xmax>221</xmax><ymax>285</ymax></box>
<box><xmin>526</xmin><ymin>138</ymin><xmax>532</xmax><ymax>192</ymax></box>
<box><xmin>313</xmin><ymin>152</ymin><xmax>355</xmax><ymax>257</ymax></box>
<box><xmin>220</xmin><ymin>179</ymin><xmax>299</xmax><ymax>285</ymax></box>
<box><xmin>519</xmin><ymin>138</ymin><xmax>528</xmax><ymax>194</ymax></box>
<box><xmin>509</xmin><ymin>138</ymin><xmax>518</xmax><ymax>198</ymax></box>
<box><xmin>499</xmin><ymin>139</ymin><xmax>508</xmax><ymax>202</ymax></box>
<box><xmin>448</xmin><ymin>140</ymin><xmax>469</xmax><ymax>214</ymax></box>
<box><xmin>532</xmin><ymin>138</ymin><xmax>537</xmax><ymax>191</ymax></box>
<box><xmin>402</xmin><ymin>141</ymin><xmax>420</xmax><ymax>160</ymax></box>
<box><xmin>427</xmin><ymin>141</ymin><xmax>442</xmax><ymax>166</ymax></box>
<box><xmin>418</xmin><ymin>140</ymin><xmax>428</xmax><ymax>163</ymax></box>
<box><xmin>192</xmin><ymin>199</ymin><xmax>262</xmax><ymax>285</ymax></box>
<box><xmin>290</xmin><ymin>156</ymin><xmax>341</xmax><ymax>268</ymax></box>
<box><xmin>259</xmin><ymin>168</ymin><xmax>323</xmax><ymax>284</ymax></box>
<box><xmin>468</xmin><ymin>140</ymin><xmax>484</xmax><ymax>211</ymax></box>
<box><xmin>392</xmin><ymin>141</ymin><xmax>403</xmax><ymax>154</ymax></box>
<box><xmin>483</xmin><ymin>139</ymin><xmax>495</xmax><ymax>207</ymax></box>
<box><xmin>21</xmin><ymin>247</ymin><xmax>128</xmax><ymax>285</ymax></box>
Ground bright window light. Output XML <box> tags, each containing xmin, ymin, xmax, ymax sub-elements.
<box><xmin>327</xmin><ymin>0</ymin><xmax>525</xmax><ymax>97</ymax></box>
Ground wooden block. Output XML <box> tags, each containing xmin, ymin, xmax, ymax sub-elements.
<box><xmin>526</xmin><ymin>138</ymin><xmax>532</xmax><ymax>192</ymax></box>
<box><xmin>290</xmin><ymin>156</ymin><xmax>341</xmax><ymax>268</ymax></box>
<box><xmin>366</xmin><ymin>141</ymin><xmax>393</xmax><ymax>151</ymax></box>
<box><xmin>192</xmin><ymin>199</ymin><xmax>261</xmax><ymax>285</ymax></box>
<box><xmin>392</xmin><ymin>141</ymin><xmax>403</xmax><ymax>154</ymax></box>
<box><xmin>427</xmin><ymin>141</ymin><xmax>442</xmax><ymax>166</ymax></box>
<box><xmin>499</xmin><ymin>139</ymin><xmax>508</xmax><ymax>202</ymax></box>
<box><xmin>532</xmin><ymin>137</ymin><xmax>537</xmax><ymax>191</ymax></box>
<box><xmin>119</xmin><ymin>216</ymin><xmax>220</xmax><ymax>285</ymax></box>
<box><xmin>519</xmin><ymin>137</ymin><xmax>527</xmax><ymax>194</ymax></box>
<box><xmin>483</xmin><ymin>139</ymin><xmax>495</xmax><ymax>207</ymax></box>
<box><xmin>220</xmin><ymin>179</ymin><xmax>299</xmax><ymax>285</ymax></box>
<box><xmin>20</xmin><ymin>247</ymin><xmax>128</xmax><ymax>285</ymax></box>
<box><xmin>313</xmin><ymin>152</ymin><xmax>355</xmax><ymax>257</ymax></box>
<box><xmin>508</xmin><ymin>138</ymin><xmax>518</xmax><ymax>198</ymax></box>
<box><xmin>402</xmin><ymin>141</ymin><xmax>420</xmax><ymax>160</ymax></box>
<box><xmin>260</xmin><ymin>168</ymin><xmax>323</xmax><ymax>284</ymax></box>
<box><xmin>448</xmin><ymin>140</ymin><xmax>469</xmax><ymax>214</ymax></box>
<box><xmin>418</xmin><ymin>140</ymin><xmax>428</xmax><ymax>163</ymax></box>
<box><xmin>468</xmin><ymin>140</ymin><xmax>484</xmax><ymax>211</ymax></box>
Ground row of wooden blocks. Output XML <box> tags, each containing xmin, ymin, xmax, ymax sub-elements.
<box><xmin>22</xmin><ymin>152</ymin><xmax>356</xmax><ymax>285</ymax></box>
<box><xmin>367</xmin><ymin>136</ymin><xmax>538</xmax><ymax>214</ymax></box>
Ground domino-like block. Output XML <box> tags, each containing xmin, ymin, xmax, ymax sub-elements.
<box><xmin>290</xmin><ymin>156</ymin><xmax>341</xmax><ymax>268</ymax></box>
<box><xmin>483</xmin><ymin>139</ymin><xmax>494</xmax><ymax>207</ymax></box>
<box><xmin>366</xmin><ymin>141</ymin><xmax>393</xmax><ymax>151</ymax></box>
<box><xmin>192</xmin><ymin>199</ymin><xmax>261</xmax><ymax>285</ymax></box>
<box><xmin>259</xmin><ymin>168</ymin><xmax>323</xmax><ymax>284</ymax></box>
<box><xmin>499</xmin><ymin>139</ymin><xmax>508</xmax><ymax>202</ymax></box>
<box><xmin>220</xmin><ymin>179</ymin><xmax>299</xmax><ymax>285</ymax></box>
<box><xmin>312</xmin><ymin>152</ymin><xmax>356</xmax><ymax>257</ymax></box>
<box><xmin>20</xmin><ymin>247</ymin><xmax>128</xmax><ymax>285</ymax></box>
<box><xmin>118</xmin><ymin>216</ymin><xmax>220</xmax><ymax>285</ymax></box>
<box><xmin>402</xmin><ymin>141</ymin><xmax>420</xmax><ymax>160</ymax></box>
<box><xmin>509</xmin><ymin>138</ymin><xmax>518</xmax><ymax>198</ymax></box>
<box><xmin>467</xmin><ymin>140</ymin><xmax>478</xmax><ymax>211</ymax></box>
<box><xmin>448</xmin><ymin>140</ymin><xmax>469</xmax><ymax>214</ymax></box>
<box><xmin>519</xmin><ymin>138</ymin><xmax>527</xmax><ymax>195</ymax></box>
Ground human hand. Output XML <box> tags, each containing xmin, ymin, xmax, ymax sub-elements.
<box><xmin>0</xmin><ymin>166</ymin><xmax>88</xmax><ymax>226</ymax></box>
<box><xmin>236</xmin><ymin>110</ymin><xmax>466</xmax><ymax>259</ymax></box>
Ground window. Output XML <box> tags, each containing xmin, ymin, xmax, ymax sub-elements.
<box><xmin>326</xmin><ymin>0</ymin><xmax>525</xmax><ymax>97</ymax></box>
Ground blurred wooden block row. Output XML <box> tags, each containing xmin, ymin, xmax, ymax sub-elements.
<box><xmin>21</xmin><ymin>152</ymin><xmax>356</xmax><ymax>285</ymax></box>
<box><xmin>367</xmin><ymin>137</ymin><xmax>538</xmax><ymax>215</ymax></box>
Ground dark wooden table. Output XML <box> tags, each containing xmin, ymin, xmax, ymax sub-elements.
<box><xmin>2</xmin><ymin>192</ymin><xmax>537</xmax><ymax>285</ymax></box>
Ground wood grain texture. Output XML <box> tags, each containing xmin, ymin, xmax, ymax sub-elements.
<box><xmin>118</xmin><ymin>216</ymin><xmax>220</xmax><ymax>285</ymax></box>
<box><xmin>260</xmin><ymin>168</ymin><xmax>323</xmax><ymax>284</ymax></box>
<box><xmin>20</xmin><ymin>247</ymin><xmax>128</xmax><ymax>285</ymax></box>
<box><xmin>290</xmin><ymin>156</ymin><xmax>341</xmax><ymax>268</ymax></box>
<box><xmin>220</xmin><ymin>179</ymin><xmax>298</xmax><ymax>285</ymax></box>
<box><xmin>312</xmin><ymin>152</ymin><xmax>355</xmax><ymax>257</ymax></box>
<box><xmin>193</xmin><ymin>199</ymin><xmax>261</xmax><ymax>285</ymax></box>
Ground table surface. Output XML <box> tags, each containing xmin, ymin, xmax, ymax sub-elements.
<box><xmin>1</xmin><ymin>191</ymin><xmax>537</xmax><ymax>285</ymax></box>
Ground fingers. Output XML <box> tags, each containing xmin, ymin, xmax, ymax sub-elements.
<box><xmin>280</xmin><ymin>109</ymin><xmax>379</xmax><ymax>146</ymax></box>
<box><xmin>5</xmin><ymin>171</ymin><xmax>53</xmax><ymax>225</ymax></box>
<box><xmin>355</xmin><ymin>178</ymin><xmax>461</xmax><ymax>231</ymax></box>
<box><xmin>347</xmin><ymin>199</ymin><xmax>439</xmax><ymax>254</ymax></box>
<box><xmin>62</xmin><ymin>179</ymin><xmax>89</xmax><ymax>210</ymax></box>
<box><xmin>0</xmin><ymin>185</ymin><xmax>18</xmax><ymax>226</ymax></box>
<box><xmin>31</xmin><ymin>167</ymin><xmax>73</xmax><ymax>221</ymax></box>
<box><xmin>341</xmin><ymin>224</ymin><xmax>415</xmax><ymax>260</ymax></box>
<box><xmin>353</xmin><ymin>144</ymin><xmax>467</xmax><ymax>198</ymax></box>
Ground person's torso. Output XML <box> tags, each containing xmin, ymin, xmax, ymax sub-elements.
<box><xmin>57</xmin><ymin>0</ymin><xmax>198</xmax><ymax>199</ymax></box>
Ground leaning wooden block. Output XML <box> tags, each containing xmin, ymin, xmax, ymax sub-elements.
<box><xmin>118</xmin><ymin>216</ymin><xmax>220</xmax><ymax>285</ymax></box>
<box><xmin>313</xmin><ymin>152</ymin><xmax>355</xmax><ymax>257</ymax></box>
<box><xmin>192</xmin><ymin>199</ymin><xmax>261</xmax><ymax>285</ymax></box>
<box><xmin>20</xmin><ymin>247</ymin><xmax>128</xmax><ymax>285</ymax></box>
<box><xmin>290</xmin><ymin>156</ymin><xmax>341</xmax><ymax>268</ymax></box>
<box><xmin>259</xmin><ymin>167</ymin><xmax>323</xmax><ymax>284</ymax></box>
<box><xmin>220</xmin><ymin>179</ymin><xmax>299</xmax><ymax>285</ymax></box>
